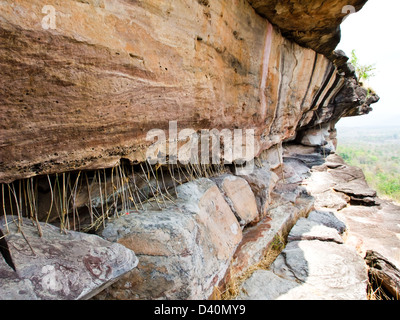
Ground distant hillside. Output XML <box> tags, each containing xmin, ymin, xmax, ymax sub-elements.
<box><xmin>337</xmin><ymin>126</ymin><xmax>400</xmax><ymax>202</ymax></box>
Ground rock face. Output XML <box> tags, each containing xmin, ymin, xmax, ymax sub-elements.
<box><xmin>248</xmin><ymin>0</ymin><xmax>368</xmax><ymax>58</ymax></box>
<box><xmin>95</xmin><ymin>179</ymin><xmax>242</xmax><ymax>300</ymax></box>
<box><xmin>365</xmin><ymin>251</ymin><xmax>400</xmax><ymax>300</ymax></box>
<box><xmin>287</xmin><ymin>217</ymin><xmax>344</xmax><ymax>244</ymax></box>
<box><xmin>303</xmin><ymin>153</ymin><xmax>400</xmax><ymax>271</ymax></box>
<box><xmin>238</xmin><ymin>211</ymin><xmax>368</xmax><ymax>300</ymax></box>
<box><xmin>238</xmin><ymin>161</ymin><xmax>280</xmax><ymax>220</ymax></box>
<box><xmin>212</xmin><ymin>175</ymin><xmax>259</xmax><ymax>226</ymax></box>
<box><xmin>0</xmin><ymin>217</ymin><xmax>138</xmax><ymax>300</ymax></box>
<box><xmin>0</xmin><ymin>0</ymin><xmax>378</xmax><ymax>183</ymax></box>
<box><xmin>0</xmin><ymin>0</ymin><xmax>391</xmax><ymax>302</ymax></box>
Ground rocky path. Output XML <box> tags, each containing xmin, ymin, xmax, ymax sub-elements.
<box><xmin>238</xmin><ymin>210</ymin><xmax>368</xmax><ymax>300</ymax></box>
<box><xmin>304</xmin><ymin>153</ymin><xmax>400</xmax><ymax>271</ymax></box>
<box><xmin>237</xmin><ymin>148</ymin><xmax>400</xmax><ymax>300</ymax></box>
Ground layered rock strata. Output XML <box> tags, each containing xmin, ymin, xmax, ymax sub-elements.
<box><xmin>0</xmin><ymin>0</ymin><xmax>390</xmax><ymax>301</ymax></box>
<box><xmin>0</xmin><ymin>217</ymin><xmax>138</xmax><ymax>300</ymax></box>
<box><xmin>0</xmin><ymin>0</ymin><xmax>377</xmax><ymax>183</ymax></box>
<box><xmin>238</xmin><ymin>211</ymin><xmax>368</xmax><ymax>300</ymax></box>
<box><xmin>248</xmin><ymin>0</ymin><xmax>369</xmax><ymax>58</ymax></box>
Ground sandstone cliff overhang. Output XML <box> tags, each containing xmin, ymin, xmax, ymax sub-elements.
<box><xmin>248</xmin><ymin>0</ymin><xmax>369</xmax><ymax>59</ymax></box>
<box><xmin>0</xmin><ymin>0</ymin><xmax>378</xmax><ymax>183</ymax></box>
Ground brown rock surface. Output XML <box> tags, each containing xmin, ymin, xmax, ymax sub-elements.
<box><xmin>96</xmin><ymin>178</ymin><xmax>242</xmax><ymax>300</ymax></box>
<box><xmin>365</xmin><ymin>250</ymin><xmax>400</xmax><ymax>300</ymax></box>
<box><xmin>248</xmin><ymin>0</ymin><xmax>368</xmax><ymax>58</ymax></box>
<box><xmin>212</xmin><ymin>174</ymin><xmax>259</xmax><ymax>226</ymax></box>
<box><xmin>0</xmin><ymin>216</ymin><xmax>138</xmax><ymax>300</ymax></box>
<box><xmin>0</xmin><ymin>0</ymin><xmax>376</xmax><ymax>183</ymax></box>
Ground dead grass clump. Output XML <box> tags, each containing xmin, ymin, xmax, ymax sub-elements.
<box><xmin>220</xmin><ymin>233</ymin><xmax>287</xmax><ymax>300</ymax></box>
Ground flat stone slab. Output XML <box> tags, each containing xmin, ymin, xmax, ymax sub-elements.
<box><xmin>96</xmin><ymin>178</ymin><xmax>242</xmax><ymax>300</ymax></box>
<box><xmin>287</xmin><ymin>218</ymin><xmax>344</xmax><ymax>244</ymax></box>
<box><xmin>337</xmin><ymin>203</ymin><xmax>400</xmax><ymax>270</ymax></box>
<box><xmin>0</xmin><ymin>217</ymin><xmax>138</xmax><ymax>300</ymax></box>
<box><xmin>307</xmin><ymin>211</ymin><xmax>347</xmax><ymax>234</ymax></box>
<box><xmin>239</xmin><ymin>240</ymin><xmax>368</xmax><ymax>300</ymax></box>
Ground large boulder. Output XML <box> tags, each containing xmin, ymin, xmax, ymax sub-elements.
<box><xmin>212</xmin><ymin>174</ymin><xmax>259</xmax><ymax>226</ymax></box>
<box><xmin>238</xmin><ymin>162</ymin><xmax>279</xmax><ymax>219</ymax></box>
<box><xmin>238</xmin><ymin>210</ymin><xmax>368</xmax><ymax>300</ymax></box>
<box><xmin>0</xmin><ymin>0</ymin><xmax>378</xmax><ymax>183</ymax></box>
<box><xmin>248</xmin><ymin>0</ymin><xmax>369</xmax><ymax>58</ymax></box>
<box><xmin>95</xmin><ymin>178</ymin><xmax>242</xmax><ymax>300</ymax></box>
<box><xmin>0</xmin><ymin>217</ymin><xmax>138</xmax><ymax>300</ymax></box>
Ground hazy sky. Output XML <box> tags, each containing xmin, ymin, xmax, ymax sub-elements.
<box><xmin>337</xmin><ymin>0</ymin><xmax>400</xmax><ymax>127</ymax></box>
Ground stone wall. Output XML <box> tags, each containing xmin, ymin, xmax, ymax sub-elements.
<box><xmin>0</xmin><ymin>0</ymin><xmax>377</xmax><ymax>183</ymax></box>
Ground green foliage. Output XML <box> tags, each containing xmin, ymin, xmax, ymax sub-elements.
<box><xmin>350</xmin><ymin>49</ymin><xmax>376</xmax><ymax>83</ymax></box>
<box><xmin>337</xmin><ymin>127</ymin><xmax>400</xmax><ymax>202</ymax></box>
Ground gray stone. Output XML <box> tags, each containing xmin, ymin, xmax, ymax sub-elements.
<box><xmin>273</xmin><ymin>183</ymin><xmax>310</xmax><ymax>205</ymax></box>
<box><xmin>238</xmin><ymin>270</ymin><xmax>298</xmax><ymax>300</ymax></box>
<box><xmin>231</xmin><ymin>196</ymin><xmax>313</xmax><ymax>279</ymax></box>
<box><xmin>306</xmin><ymin>156</ymin><xmax>400</xmax><ymax>270</ymax></box>
<box><xmin>282</xmin><ymin>158</ymin><xmax>311</xmax><ymax>184</ymax></box>
<box><xmin>238</xmin><ymin>201</ymin><xmax>368</xmax><ymax>300</ymax></box>
<box><xmin>0</xmin><ymin>217</ymin><xmax>138</xmax><ymax>300</ymax></box>
<box><xmin>314</xmin><ymin>189</ymin><xmax>350</xmax><ymax>210</ymax></box>
<box><xmin>337</xmin><ymin>204</ymin><xmax>400</xmax><ymax>270</ymax></box>
<box><xmin>97</xmin><ymin>178</ymin><xmax>242</xmax><ymax>300</ymax></box>
<box><xmin>287</xmin><ymin>218</ymin><xmax>344</xmax><ymax>244</ymax></box>
<box><xmin>286</xmin><ymin>154</ymin><xmax>325</xmax><ymax>169</ymax></box>
<box><xmin>239</xmin><ymin>240</ymin><xmax>368</xmax><ymax>300</ymax></box>
<box><xmin>307</xmin><ymin>211</ymin><xmax>347</xmax><ymax>234</ymax></box>
<box><xmin>259</xmin><ymin>144</ymin><xmax>283</xmax><ymax>170</ymax></box>
<box><xmin>98</xmin><ymin>208</ymin><xmax>204</xmax><ymax>300</ymax></box>
<box><xmin>239</xmin><ymin>163</ymin><xmax>279</xmax><ymax>218</ymax></box>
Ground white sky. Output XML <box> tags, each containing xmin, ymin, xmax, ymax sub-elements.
<box><xmin>336</xmin><ymin>0</ymin><xmax>400</xmax><ymax>127</ymax></box>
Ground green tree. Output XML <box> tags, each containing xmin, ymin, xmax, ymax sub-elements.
<box><xmin>350</xmin><ymin>49</ymin><xmax>376</xmax><ymax>83</ymax></box>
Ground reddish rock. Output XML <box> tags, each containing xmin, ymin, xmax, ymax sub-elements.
<box><xmin>0</xmin><ymin>217</ymin><xmax>138</xmax><ymax>300</ymax></box>
<box><xmin>212</xmin><ymin>174</ymin><xmax>259</xmax><ymax>226</ymax></box>
<box><xmin>248</xmin><ymin>0</ymin><xmax>369</xmax><ymax>58</ymax></box>
<box><xmin>0</xmin><ymin>0</ymin><xmax>376</xmax><ymax>183</ymax></box>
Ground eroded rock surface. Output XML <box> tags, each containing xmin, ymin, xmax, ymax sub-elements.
<box><xmin>0</xmin><ymin>217</ymin><xmax>138</xmax><ymax>300</ymax></box>
<box><xmin>238</xmin><ymin>211</ymin><xmax>368</xmax><ymax>300</ymax></box>
<box><xmin>0</xmin><ymin>0</ymin><xmax>389</xmax><ymax>302</ymax></box>
<box><xmin>248</xmin><ymin>0</ymin><xmax>368</xmax><ymax>58</ymax></box>
<box><xmin>304</xmin><ymin>153</ymin><xmax>400</xmax><ymax>270</ymax></box>
<box><xmin>212</xmin><ymin>174</ymin><xmax>259</xmax><ymax>226</ymax></box>
<box><xmin>95</xmin><ymin>178</ymin><xmax>242</xmax><ymax>300</ymax></box>
<box><xmin>0</xmin><ymin>0</ymin><xmax>377</xmax><ymax>183</ymax></box>
<box><xmin>365</xmin><ymin>250</ymin><xmax>400</xmax><ymax>300</ymax></box>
